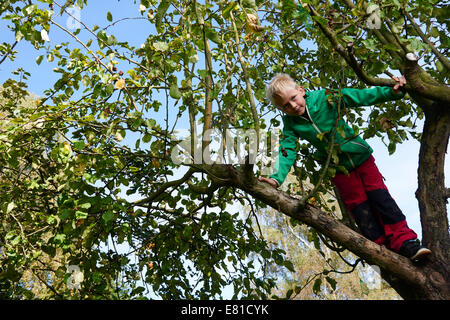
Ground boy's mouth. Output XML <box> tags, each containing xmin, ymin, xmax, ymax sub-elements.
<box><xmin>295</xmin><ymin>106</ymin><xmax>304</xmax><ymax>114</ymax></box>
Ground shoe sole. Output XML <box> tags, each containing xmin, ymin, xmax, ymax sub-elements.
<box><xmin>410</xmin><ymin>248</ymin><xmax>432</xmax><ymax>261</ymax></box>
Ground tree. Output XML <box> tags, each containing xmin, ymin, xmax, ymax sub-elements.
<box><xmin>0</xmin><ymin>0</ymin><xmax>448</xmax><ymax>299</ymax></box>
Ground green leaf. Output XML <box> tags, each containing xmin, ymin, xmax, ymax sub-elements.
<box><xmin>97</xmin><ymin>30</ymin><xmax>107</xmax><ymax>42</ymax></box>
<box><xmin>198</xmin><ymin>69</ymin><xmax>209</xmax><ymax>79</ymax></box>
<box><xmin>107</xmin><ymin>35</ymin><xmax>117</xmax><ymax>46</ymax></box>
<box><xmin>102</xmin><ymin>210</ymin><xmax>115</xmax><ymax>223</ymax></box>
<box><xmin>23</xmin><ymin>4</ymin><xmax>37</xmax><ymax>15</ymax></box>
<box><xmin>46</xmin><ymin>215</ymin><xmax>57</xmax><ymax>225</ymax></box>
<box><xmin>342</xmin><ymin>35</ymin><xmax>353</xmax><ymax>43</ymax></box>
<box><xmin>11</xmin><ymin>235</ymin><xmax>21</xmax><ymax>246</ymax></box>
<box><xmin>205</xmin><ymin>27</ymin><xmax>221</xmax><ymax>44</ymax></box>
<box><xmin>155</xmin><ymin>0</ymin><xmax>171</xmax><ymax>32</ymax></box>
<box><xmin>313</xmin><ymin>278</ymin><xmax>322</xmax><ymax>294</ymax></box>
<box><xmin>142</xmin><ymin>133</ymin><xmax>151</xmax><ymax>143</ymax></box>
<box><xmin>284</xmin><ymin>260</ymin><xmax>295</xmax><ymax>272</ymax></box>
<box><xmin>36</xmin><ymin>55</ymin><xmax>43</xmax><ymax>65</ymax></box>
<box><xmin>430</xmin><ymin>27</ymin><xmax>439</xmax><ymax>38</ymax></box>
<box><xmin>286</xmin><ymin>289</ymin><xmax>293</xmax><ymax>299</ymax></box>
<box><xmin>79</xmin><ymin>202</ymin><xmax>91</xmax><ymax>210</ymax></box>
<box><xmin>73</xmin><ymin>140</ymin><xmax>85</xmax><ymax>150</ymax></box>
<box><xmin>6</xmin><ymin>202</ymin><xmax>15</xmax><ymax>214</ymax></box>
<box><xmin>153</xmin><ymin>41</ymin><xmax>169</xmax><ymax>52</ymax></box>
<box><xmin>294</xmin><ymin>285</ymin><xmax>302</xmax><ymax>294</ymax></box>
<box><xmin>107</xmin><ymin>11</ymin><xmax>113</xmax><ymax>22</ymax></box>
<box><xmin>326</xmin><ymin>276</ymin><xmax>337</xmax><ymax>291</ymax></box>
<box><xmin>222</xmin><ymin>1</ymin><xmax>236</xmax><ymax>18</ymax></box>
<box><xmin>54</xmin><ymin>234</ymin><xmax>66</xmax><ymax>245</ymax></box>
<box><xmin>169</xmin><ymin>83</ymin><xmax>182</xmax><ymax>99</ymax></box>
<box><xmin>388</xmin><ymin>142</ymin><xmax>396</xmax><ymax>155</ymax></box>
<box><xmin>59</xmin><ymin>209</ymin><xmax>72</xmax><ymax>221</ymax></box>
<box><xmin>75</xmin><ymin>210</ymin><xmax>88</xmax><ymax>220</ymax></box>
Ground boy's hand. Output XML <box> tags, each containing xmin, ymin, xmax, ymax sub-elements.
<box><xmin>258</xmin><ymin>177</ymin><xmax>279</xmax><ymax>188</ymax></box>
<box><xmin>392</xmin><ymin>76</ymin><xmax>407</xmax><ymax>95</ymax></box>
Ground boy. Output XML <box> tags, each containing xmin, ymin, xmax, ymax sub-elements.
<box><xmin>259</xmin><ymin>73</ymin><xmax>431</xmax><ymax>262</ymax></box>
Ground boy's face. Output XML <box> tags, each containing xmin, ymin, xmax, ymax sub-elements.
<box><xmin>274</xmin><ymin>85</ymin><xmax>306</xmax><ymax>117</ymax></box>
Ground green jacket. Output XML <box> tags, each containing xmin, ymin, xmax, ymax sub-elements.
<box><xmin>269</xmin><ymin>86</ymin><xmax>405</xmax><ymax>186</ymax></box>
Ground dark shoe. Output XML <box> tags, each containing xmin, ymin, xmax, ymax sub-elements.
<box><xmin>399</xmin><ymin>240</ymin><xmax>432</xmax><ymax>262</ymax></box>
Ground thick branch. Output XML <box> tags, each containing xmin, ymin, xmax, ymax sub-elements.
<box><xmin>402</xmin><ymin>58</ymin><xmax>450</xmax><ymax>104</ymax></box>
<box><xmin>202</xmin><ymin>163</ymin><xmax>449</xmax><ymax>299</ymax></box>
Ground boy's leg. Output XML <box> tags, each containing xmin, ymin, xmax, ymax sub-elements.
<box><xmin>332</xmin><ymin>170</ymin><xmax>386</xmax><ymax>246</ymax></box>
<box><xmin>355</xmin><ymin>156</ymin><xmax>417</xmax><ymax>252</ymax></box>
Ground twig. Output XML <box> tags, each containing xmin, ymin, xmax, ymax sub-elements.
<box><xmin>403</xmin><ymin>10</ymin><xmax>450</xmax><ymax>71</ymax></box>
<box><xmin>0</xmin><ymin>41</ymin><xmax>18</xmax><ymax>65</ymax></box>
<box><xmin>133</xmin><ymin>168</ymin><xmax>197</xmax><ymax>206</ymax></box>
<box><xmin>49</xmin><ymin>18</ymin><xmax>108</xmax><ymax>70</ymax></box>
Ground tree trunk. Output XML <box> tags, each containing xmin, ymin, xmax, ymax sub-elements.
<box><xmin>416</xmin><ymin>103</ymin><xmax>450</xmax><ymax>259</ymax></box>
<box><xmin>413</xmin><ymin>100</ymin><xmax>450</xmax><ymax>298</ymax></box>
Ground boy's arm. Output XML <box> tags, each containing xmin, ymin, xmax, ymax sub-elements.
<box><xmin>267</xmin><ymin>120</ymin><xmax>298</xmax><ymax>187</ymax></box>
<box><xmin>340</xmin><ymin>86</ymin><xmax>405</xmax><ymax>107</ymax></box>
<box><xmin>340</xmin><ymin>76</ymin><xmax>407</xmax><ymax>107</ymax></box>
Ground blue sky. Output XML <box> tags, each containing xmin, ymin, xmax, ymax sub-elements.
<box><xmin>1</xmin><ymin>1</ymin><xmax>150</xmax><ymax>94</ymax></box>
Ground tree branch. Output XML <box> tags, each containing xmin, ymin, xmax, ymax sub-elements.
<box><xmin>230</xmin><ymin>10</ymin><xmax>260</xmax><ymax>149</ymax></box>
<box><xmin>0</xmin><ymin>41</ymin><xmax>18</xmax><ymax>65</ymax></box>
<box><xmin>202</xmin><ymin>163</ymin><xmax>448</xmax><ymax>297</ymax></box>
<box><xmin>196</xmin><ymin>0</ymin><xmax>214</xmax><ymax>154</ymax></box>
<box><xmin>133</xmin><ymin>168</ymin><xmax>196</xmax><ymax>206</ymax></box>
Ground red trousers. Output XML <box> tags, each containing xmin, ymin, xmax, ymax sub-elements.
<box><xmin>332</xmin><ymin>156</ymin><xmax>417</xmax><ymax>252</ymax></box>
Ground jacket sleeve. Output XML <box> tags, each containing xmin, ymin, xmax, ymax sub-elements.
<box><xmin>340</xmin><ymin>86</ymin><xmax>405</xmax><ymax>107</ymax></box>
<box><xmin>269</xmin><ymin>118</ymin><xmax>298</xmax><ymax>186</ymax></box>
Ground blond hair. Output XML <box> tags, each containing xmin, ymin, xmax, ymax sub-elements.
<box><xmin>266</xmin><ymin>73</ymin><xmax>298</xmax><ymax>105</ymax></box>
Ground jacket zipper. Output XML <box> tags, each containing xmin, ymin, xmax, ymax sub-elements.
<box><xmin>346</xmin><ymin>153</ymin><xmax>356</xmax><ymax>168</ymax></box>
<box><xmin>301</xmin><ymin>106</ymin><xmax>322</xmax><ymax>137</ymax></box>
<box><xmin>349</xmin><ymin>140</ymin><xmax>370</xmax><ymax>150</ymax></box>
<box><xmin>301</xmin><ymin>106</ymin><xmax>358</xmax><ymax>169</ymax></box>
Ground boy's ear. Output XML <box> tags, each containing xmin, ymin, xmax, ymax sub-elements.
<box><xmin>296</xmin><ymin>85</ymin><xmax>306</xmax><ymax>96</ymax></box>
